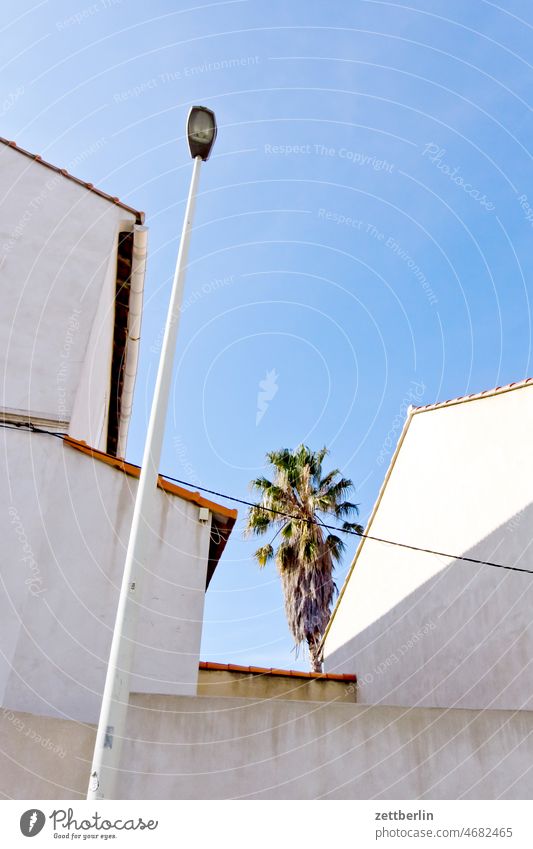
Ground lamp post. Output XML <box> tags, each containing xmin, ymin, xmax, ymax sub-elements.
<box><xmin>87</xmin><ymin>106</ymin><xmax>217</xmax><ymax>800</ymax></box>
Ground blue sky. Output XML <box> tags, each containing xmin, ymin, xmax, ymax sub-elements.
<box><xmin>2</xmin><ymin>0</ymin><xmax>533</xmax><ymax>668</ymax></box>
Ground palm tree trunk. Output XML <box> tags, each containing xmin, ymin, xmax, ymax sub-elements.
<box><xmin>308</xmin><ymin>637</ymin><xmax>323</xmax><ymax>673</ymax></box>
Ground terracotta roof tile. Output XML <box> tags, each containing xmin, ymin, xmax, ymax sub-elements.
<box><xmin>199</xmin><ymin>661</ymin><xmax>356</xmax><ymax>682</ymax></box>
<box><xmin>0</xmin><ymin>136</ymin><xmax>144</xmax><ymax>224</ymax></box>
<box><xmin>64</xmin><ymin>436</ymin><xmax>237</xmax><ymax>522</ymax></box>
<box><xmin>412</xmin><ymin>377</ymin><xmax>533</xmax><ymax>414</ymax></box>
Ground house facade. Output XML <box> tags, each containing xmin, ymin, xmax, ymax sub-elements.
<box><xmin>0</xmin><ymin>136</ymin><xmax>147</xmax><ymax>456</ymax></box>
<box><xmin>323</xmin><ymin>380</ymin><xmax>533</xmax><ymax>711</ymax></box>
<box><xmin>0</xmin><ymin>139</ymin><xmax>235</xmax><ymax>747</ymax></box>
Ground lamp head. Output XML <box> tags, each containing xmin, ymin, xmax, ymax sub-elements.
<box><xmin>187</xmin><ymin>106</ymin><xmax>217</xmax><ymax>161</ymax></box>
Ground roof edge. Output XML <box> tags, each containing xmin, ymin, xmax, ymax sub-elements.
<box><xmin>64</xmin><ymin>436</ymin><xmax>238</xmax><ymax>522</ymax></box>
<box><xmin>0</xmin><ymin>137</ymin><xmax>144</xmax><ymax>224</ymax></box>
<box><xmin>412</xmin><ymin>377</ymin><xmax>533</xmax><ymax>414</ymax></box>
<box><xmin>199</xmin><ymin>661</ymin><xmax>356</xmax><ymax>682</ymax></box>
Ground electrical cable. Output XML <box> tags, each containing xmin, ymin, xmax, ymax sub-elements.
<box><xmin>2</xmin><ymin>419</ymin><xmax>532</xmax><ymax>576</ymax></box>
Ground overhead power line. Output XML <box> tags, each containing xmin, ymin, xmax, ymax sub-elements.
<box><xmin>2</xmin><ymin>419</ymin><xmax>532</xmax><ymax>576</ymax></box>
<box><xmin>161</xmin><ymin>474</ymin><xmax>533</xmax><ymax>576</ymax></box>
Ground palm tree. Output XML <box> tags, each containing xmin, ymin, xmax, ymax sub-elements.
<box><xmin>245</xmin><ymin>445</ymin><xmax>363</xmax><ymax>672</ymax></box>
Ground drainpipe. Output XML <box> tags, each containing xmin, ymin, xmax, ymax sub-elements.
<box><xmin>117</xmin><ymin>224</ymin><xmax>148</xmax><ymax>458</ymax></box>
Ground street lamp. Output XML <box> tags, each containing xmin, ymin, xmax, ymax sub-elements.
<box><xmin>187</xmin><ymin>105</ymin><xmax>217</xmax><ymax>160</ymax></box>
<box><xmin>87</xmin><ymin>106</ymin><xmax>217</xmax><ymax>800</ymax></box>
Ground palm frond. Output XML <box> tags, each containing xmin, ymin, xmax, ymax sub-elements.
<box><xmin>312</xmin><ymin>446</ymin><xmax>329</xmax><ymax>482</ymax></box>
<box><xmin>342</xmin><ymin>520</ymin><xmax>364</xmax><ymax>535</ymax></box>
<box><xmin>333</xmin><ymin>500</ymin><xmax>360</xmax><ymax>518</ymax></box>
<box><xmin>244</xmin><ymin>506</ymin><xmax>274</xmax><ymax>537</ymax></box>
<box><xmin>250</xmin><ymin>478</ymin><xmax>290</xmax><ymax>507</ymax></box>
<box><xmin>266</xmin><ymin>448</ymin><xmax>293</xmax><ymax>473</ymax></box>
<box><xmin>250</xmin><ymin>475</ymin><xmax>274</xmax><ymax>493</ymax></box>
<box><xmin>317</xmin><ymin>469</ymin><xmax>341</xmax><ymax>492</ymax></box>
<box><xmin>324</xmin><ymin>534</ymin><xmax>346</xmax><ymax>561</ymax></box>
<box><xmin>254</xmin><ymin>543</ymin><xmax>274</xmax><ymax>568</ymax></box>
<box><xmin>323</xmin><ymin>477</ymin><xmax>354</xmax><ymax>498</ymax></box>
<box><xmin>281</xmin><ymin>521</ymin><xmax>295</xmax><ymax>539</ymax></box>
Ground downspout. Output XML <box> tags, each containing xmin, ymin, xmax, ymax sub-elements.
<box><xmin>116</xmin><ymin>224</ymin><xmax>148</xmax><ymax>458</ymax></box>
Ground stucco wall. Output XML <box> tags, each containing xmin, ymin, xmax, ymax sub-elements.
<box><xmin>3</xmin><ymin>697</ymin><xmax>532</xmax><ymax>800</ymax></box>
<box><xmin>0</xmin><ymin>428</ymin><xmax>212</xmax><ymax>723</ymax></box>
<box><xmin>117</xmin><ymin>694</ymin><xmax>533</xmax><ymax>799</ymax></box>
<box><xmin>0</xmin><ymin>708</ymin><xmax>93</xmax><ymax>799</ymax></box>
<box><xmin>0</xmin><ymin>144</ymin><xmax>136</xmax><ymax>435</ymax></box>
<box><xmin>67</xmin><ymin>242</ymin><xmax>118</xmax><ymax>452</ymax></box>
<box><xmin>323</xmin><ymin>385</ymin><xmax>533</xmax><ymax>710</ymax></box>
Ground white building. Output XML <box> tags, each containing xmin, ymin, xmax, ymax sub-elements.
<box><xmin>323</xmin><ymin>379</ymin><xmax>533</xmax><ymax>711</ymax></box>
<box><xmin>0</xmin><ymin>135</ymin><xmax>147</xmax><ymax>456</ymax></box>
<box><xmin>0</xmin><ymin>138</ymin><xmax>236</xmax><ymax>729</ymax></box>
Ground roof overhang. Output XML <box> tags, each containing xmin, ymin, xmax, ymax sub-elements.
<box><xmin>64</xmin><ymin>436</ymin><xmax>237</xmax><ymax>585</ymax></box>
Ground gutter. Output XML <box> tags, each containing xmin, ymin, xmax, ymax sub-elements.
<box><xmin>116</xmin><ymin>224</ymin><xmax>148</xmax><ymax>458</ymax></box>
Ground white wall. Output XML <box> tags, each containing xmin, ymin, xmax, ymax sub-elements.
<box><xmin>3</xmin><ymin>695</ymin><xmax>533</xmax><ymax>800</ymax></box>
<box><xmin>67</xmin><ymin>241</ymin><xmax>118</xmax><ymax>451</ymax></box>
<box><xmin>0</xmin><ymin>145</ymin><xmax>136</xmax><ymax>441</ymax></box>
<box><xmin>0</xmin><ymin>428</ymin><xmax>212</xmax><ymax>723</ymax></box>
<box><xmin>115</xmin><ymin>693</ymin><xmax>533</xmax><ymax>799</ymax></box>
<box><xmin>324</xmin><ymin>385</ymin><xmax>533</xmax><ymax>710</ymax></box>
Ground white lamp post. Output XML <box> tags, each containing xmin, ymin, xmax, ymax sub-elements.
<box><xmin>87</xmin><ymin>106</ymin><xmax>217</xmax><ymax>800</ymax></box>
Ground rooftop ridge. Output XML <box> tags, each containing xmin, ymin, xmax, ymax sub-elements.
<box><xmin>0</xmin><ymin>136</ymin><xmax>144</xmax><ymax>224</ymax></box>
<box><xmin>412</xmin><ymin>377</ymin><xmax>533</xmax><ymax>414</ymax></box>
